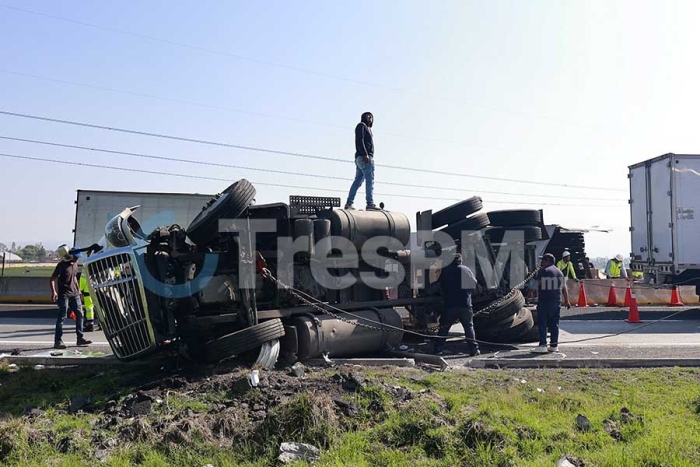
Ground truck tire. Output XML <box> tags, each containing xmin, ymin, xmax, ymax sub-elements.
<box><xmin>478</xmin><ymin>308</ymin><xmax>534</xmax><ymax>343</ymax></box>
<box><xmin>431</xmin><ymin>197</ymin><xmax>483</xmax><ymax>229</ymax></box>
<box><xmin>187</xmin><ymin>179</ymin><xmax>257</xmax><ymax>245</ymax></box>
<box><xmin>202</xmin><ymin>318</ymin><xmax>285</xmax><ymax>363</ymax></box>
<box><xmin>487</xmin><ymin>210</ymin><xmax>541</xmax><ymax>227</ymax></box>
<box><xmin>439</xmin><ymin>213</ymin><xmax>490</xmax><ymax>240</ymax></box>
<box><xmin>484</xmin><ymin>226</ymin><xmax>542</xmax><ymax>243</ymax></box>
<box><xmin>473</xmin><ymin>289</ymin><xmax>525</xmax><ymax>327</ymax></box>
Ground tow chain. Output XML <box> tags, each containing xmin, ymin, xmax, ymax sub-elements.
<box><xmin>259</xmin><ymin>266</ymin><xmax>541</xmax><ymax>336</ymax></box>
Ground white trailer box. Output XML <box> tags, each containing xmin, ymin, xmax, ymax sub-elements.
<box><xmin>629</xmin><ymin>153</ymin><xmax>700</xmax><ymax>285</ymax></box>
<box><xmin>73</xmin><ymin>190</ymin><xmax>213</xmax><ymax>248</ymax></box>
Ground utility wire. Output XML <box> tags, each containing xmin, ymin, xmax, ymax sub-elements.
<box><xmin>0</xmin><ymin>135</ymin><xmax>626</xmax><ymax>202</ymax></box>
<box><xmin>0</xmin><ymin>110</ymin><xmax>627</xmax><ymax>192</ymax></box>
<box><xmin>0</xmin><ymin>151</ymin><xmax>626</xmax><ymax>208</ymax></box>
<box><xmin>0</xmin><ymin>68</ymin><xmax>607</xmax><ymax>162</ymax></box>
<box><xmin>0</xmin><ymin>3</ymin><xmax>597</xmax><ymax>130</ymax></box>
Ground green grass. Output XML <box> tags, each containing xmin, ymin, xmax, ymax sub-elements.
<box><xmin>1</xmin><ymin>266</ymin><xmax>55</xmax><ymax>277</ymax></box>
<box><xmin>1</xmin><ymin>363</ymin><xmax>700</xmax><ymax>466</ymax></box>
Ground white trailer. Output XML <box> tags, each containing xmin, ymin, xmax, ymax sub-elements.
<box><xmin>73</xmin><ymin>189</ymin><xmax>213</xmax><ymax>248</ymax></box>
<box><xmin>629</xmin><ymin>153</ymin><xmax>700</xmax><ymax>287</ymax></box>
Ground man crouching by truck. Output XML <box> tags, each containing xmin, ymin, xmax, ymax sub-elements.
<box><xmin>50</xmin><ymin>246</ymin><xmax>92</xmax><ymax>350</ymax></box>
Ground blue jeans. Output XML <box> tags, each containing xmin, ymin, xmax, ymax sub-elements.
<box><xmin>55</xmin><ymin>295</ymin><xmax>84</xmax><ymax>343</ymax></box>
<box><xmin>346</xmin><ymin>156</ymin><xmax>374</xmax><ymax>206</ymax></box>
<box><xmin>537</xmin><ymin>300</ymin><xmax>560</xmax><ymax>347</ymax></box>
<box><xmin>435</xmin><ymin>307</ymin><xmax>478</xmax><ymax>354</ymax></box>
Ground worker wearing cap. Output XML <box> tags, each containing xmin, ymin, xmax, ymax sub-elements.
<box><xmin>50</xmin><ymin>247</ymin><xmax>92</xmax><ymax>349</ymax></box>
<box><xmin>556</xmin><ymin>251</ymin><xmax>578</xmax><ymax>281</ymax></box>
<box><xmin>434</xmin><ymin>253</ymin><xmax>480</xmax><ymax>357</ymax></box>
<box><xmin>604</xmin><ymin>254</ymin><xmax>628</xmax><ymax>280</ymax></box>
<box><xmin>533</xmin><ymin>253</ymin><xmax>570</xmax><ymax>354</ymax></box>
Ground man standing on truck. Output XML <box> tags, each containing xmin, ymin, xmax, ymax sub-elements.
<box><xmin>533</xmin><ymin>253</ymin><xmax>570</xmax><ymax>354</ymax></box>
<box><xmin>434</xmin><ymin>253</ymin><xmax>480</xmax><ymax>357</ymax></box>
<box><xmin>78</xmin><ymin>267</ymin><xmax>98</xmax><ymax>332</ymax></box>
<box><xmin>604</xmin><ymin>254</ymin><xmax>628</xmax><ymax>280</ymax></box>
<box><xmin>50</xmin><ymin>248</ymin><xmax>92</xmax><ymax>349</ymax></box>
<box><xmin>345</xmin><ymin>112</ymin><xmax>380</xmax><ymax>211</ymax></box>
<box><xmin>556</xmin><ymin>251</ymin><xmax>579</xmax><ymax>281</ymax></box>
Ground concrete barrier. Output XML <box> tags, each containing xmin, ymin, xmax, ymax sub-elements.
<box><xmin>0</xmin><ymin>277</ymin><xmax>52</xmax><ymax>303</ymax></box>
<box><xmin>566</xmin><ymin>279</ymin><xmax>698</xmax><ymax>306</ymax></box>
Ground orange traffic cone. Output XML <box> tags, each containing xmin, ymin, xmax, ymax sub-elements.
<box><xmin>625</xmin><ymin>292</ymin><xmax>642</xmax><ymax>323</ymax></box>
<box><xmin>68</xmin><ymin>311</ymin><xmax>76</xmax><ymax>321</ymax></box>
<box><xmin>606</xmin><ymin>285</ymin><xmax>619</xmax><ymax>307</ymax></box>
<box><xmin>577</xmin><ymin>282</ymin><xmax>589</xmax><ymax>308</ymax></box>
<box><xmin>669</xmin><ymin>286</ymin><xmax>684</xmax><ymax>306</ymax></box>
<box><xmin>623</xmin><ymin>284</ymin><xmax>633</xmax><ymax>307</ymax></box>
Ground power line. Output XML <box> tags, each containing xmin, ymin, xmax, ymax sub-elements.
<box><xmin>0</xmin><ymin>135</ymin><xmax>626</xmax><ymax>202</ymax></box>
<box><xmin>0</xmin><ymin>109</ymin><xmax>627</xmax><ymax>192</ymax></box>
<box><xmin>0</xmin><ymin>151</ymin><xmax>626</xmax><ymax>208</ymax></box>
<box><xmin>0</xmin><ymin>3</ymin><xmax>597</xmax><ymax>130</ymax></box>
<box><xmin>0</xmin><ymin>68</ymin><xmax>587</xmax><ymax>161</ymax></box>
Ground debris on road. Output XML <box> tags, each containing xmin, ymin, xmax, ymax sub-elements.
<box><xmin>291</xmin><ymin>362</ymin><xmax>305</xmax><ymax>378</ymax></box>
<box><xmin>33</xmin><ymin>364</ymin><xmax>45</xmax><ymax>370</ymax></box>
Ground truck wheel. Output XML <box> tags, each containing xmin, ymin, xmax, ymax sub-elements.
<box><xmin>202</xmin><ymin>318</ymin><xmax>285</xmax><ymax>363</ymax></box>
<box><xmin>187</xmin><ymin>179</ymin><xmax>257</xmax><ymax>245</ymax></box>
<box><xmin>431</xmin><ymin>197</ymin><xmax>483</xmax><ymax>229</ymax></box>
<box><xmin>484</xmin><ymin>226</ymin><xmax>542</xmax><ymax>243</ymax></box>
<box><xmin>438</xmin><ymin>213</ymin><xmax>490</xmax><ymax>240</ymax></box>
<box><xmin>473</xmin><ymin>289</ymin><xmax>525</xmax><ymax>327</ymax></box>
<box><xmin>487</xmin><ymin>210</ymin><xmax>541</xmax><ymax>226</ymax></box>
<box><xmin>477</xmin><ymin>308</ymin><xmax>534</xmax><ymax>343</ymax></box>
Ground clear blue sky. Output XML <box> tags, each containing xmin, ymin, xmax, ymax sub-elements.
<box><xmin>1</xmin><ymin>0</ymin><xmax>698</xmax><ymax>257</ymax></box>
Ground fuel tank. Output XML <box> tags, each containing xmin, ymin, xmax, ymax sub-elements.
<box><xmin>291</xmin><ymin>307</ymin><xmax>403</xmax><ymax>361</ymax></box>
<box><xmin>326</xmin><ymin>209</ymin><xmax>411</xmax><ymax>249</ymax></box>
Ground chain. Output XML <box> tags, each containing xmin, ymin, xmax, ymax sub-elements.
<box><xmin>260</xmin><ymin>266</ymin><xmax>541</xmax><ymax>336</ymax></box>
<box><xmin>263</xmin><ymin>271</ymin><xmax>402</xmax><ymax>333</ymax></box>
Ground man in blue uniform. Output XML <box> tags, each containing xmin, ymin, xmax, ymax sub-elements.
<box><xmin>434</xmin><ymin>253</ymin><xmax>480</xmax><ymax>356</ymax></box>
<box><xmin>533</xmin><ymin>253</ymin><xmax>570</xmax><ymax>354</ymax></box>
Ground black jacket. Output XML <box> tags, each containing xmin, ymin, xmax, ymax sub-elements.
<box><xmin>355</xmin><ymin>122</ymin><xmax>374</xmax><ymax>157</ymax></box>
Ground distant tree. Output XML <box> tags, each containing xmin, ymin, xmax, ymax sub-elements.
<box><xmin>0</xmin><ymin>243</ymin><xmax>6</xmax><ymax>253</ymax></box>
<box><xmin>10</xmin><ymin>242</ymin><xmax>16</xmax><ymax>253</ymax></box>
<box><xmin>17</xmin><ymin>244</ymin><xmax>47</xmax><ymax>262</ymax></box>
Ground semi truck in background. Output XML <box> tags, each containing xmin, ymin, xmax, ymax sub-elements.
<box><xmin>73</xmin><ymin>190</ymin><xmax>214</xmax><ymax>248</ymax></box>
<box><xmin>629</xmin><ymin>153</ymin><xmax>700</xmax><ymax>291</ymax></box>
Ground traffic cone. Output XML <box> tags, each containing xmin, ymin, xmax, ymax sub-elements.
<box><xmin>623</xmin><ymin>284</ymin><xmax>633</xmax><ymax>307</ymax></box>
<box><xmin>669</xmin><ymin>286</ymin><xmax>684</xmax><ymax>307</ymax></box>
<box><xmin>606</xmin><ymin>285</ymin><xmax>619</xmax><ymax>307</ymax></box>
<box><xmin>577</xmin><ymin>282</ymin><xmax>589</xmax><ymax>308</ymax></box>
<box><xmin>68</xmin><ymin>311</ymin><xmax>76</xmax><ymax>321</ymax></box>
<box><xmin>625</xmin><ymin>292</ymin><xmax>642</xmax><ymax>323</ymax></box>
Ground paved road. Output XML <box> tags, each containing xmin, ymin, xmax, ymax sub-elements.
<box><xmin>0</xmin><ymin>304</ymin><xmax>110</xmax><ymax>354</ymax></box>
<box><xmin>1</xmin><ymin>304</ymin><xmax>699</xmax><ymax>365</ymax></box>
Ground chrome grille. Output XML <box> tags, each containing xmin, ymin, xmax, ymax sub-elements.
<box><xmin>84</xmin><ymin>248</ymin><xmax>156</xmax><ymax>360</ymax></box>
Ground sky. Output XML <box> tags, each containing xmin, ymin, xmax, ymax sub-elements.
<box><xmin>1</xmin><ymin>0</ymin><xmax>699</xmax><ymax>257</ymax></box>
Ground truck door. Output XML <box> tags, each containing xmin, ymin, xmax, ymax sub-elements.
<box><xmin>629</xmin><ymin>165</ymin><xmax>650</xmax><ymax>262</ymax></box>
<box><xmin>648</xmin><ymin>158</ymin><xmax>673</xmax><ymax>263</ymax></box>
<box><xmin>673</xmin><ymin>156</ymin><xmax>700</xmax><ymax>267</ymax></box>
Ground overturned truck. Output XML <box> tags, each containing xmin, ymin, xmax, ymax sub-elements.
<box><xmin>84</xmin><ymin>180</ymin><xmax>542</xmax><ymax>367</ymax></box>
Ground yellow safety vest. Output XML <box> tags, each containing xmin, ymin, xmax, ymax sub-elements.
<box><xmin>79</xmin><ymin>275</ymin><xmax>93</xmax><ymax>311</ymax></box>
<box><xmin>609</xmin><ymin>260</ymin><xmax>622</xmax><ymax>278</ymax></box>
<box><xmin>556</xmin><ymin>260</ymin><xmax>577</xmax><ymax>279</ymax></box>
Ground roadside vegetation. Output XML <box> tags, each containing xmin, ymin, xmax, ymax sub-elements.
<box><xmin>1</xmin><ymin>265</ymin><xmax>55</xmax><ymax>277</ymax></box>
<box><xmin>0</xmin><ymin>360</ymin><xmax>699</xmax><ymax>466</ymax></box>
